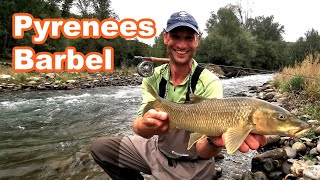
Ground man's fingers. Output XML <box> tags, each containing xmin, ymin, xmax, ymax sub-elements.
<box><xmin>253</xmin><ymin>134</ymin><xmax>268</xmax><ymax>146</ymax></box>
<box><xmin>147</xmin><ymin>109</ymin><xmax>168</xmax><ymax>121</ymax></box>
<box><xmin>142</xmin><ymin>109</ymin><xmax>170</xmax><ymax>133</ymax></box>
<box><xmin>210</xmin><ymin>136</ymin><xmax>225</xmax><ymax>147</ymax></box>
<box><xmin>244</xmin><ymin>134</ymin><xmax>260</xmax><ymax>150</ymax></box>
<box><xmin>238</xmin><ymin>142</ymin><xmax>250</xmax><ymax>153</ymax></box>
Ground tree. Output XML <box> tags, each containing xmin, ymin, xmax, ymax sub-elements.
<box><xmin>245</xmin><ymin>15</ymin><xmax>288</xmax><ymax>70</ymax></box>
<box><xmin>246</xmin><ymin>15</ymin><xmax>285</xmax><ymax>41</ymax></box>
<box><xmin>198</xmin><ymin>5</ymin><xmax>257</xmax><ymax>67</ymax></box>
<box><xmin>61</xmin><ymin>0</ymin><xmax>74</xmax><ymax>18</ymax></box>
<box><xmin>288</xmin><ymin>29</ymin><xmax>320</xmax><ymax>63</ymax></box>
<box><xmin>151</xmin><ymin>30</ymin><xmax>167</xmax><ymax>58</ymax></box>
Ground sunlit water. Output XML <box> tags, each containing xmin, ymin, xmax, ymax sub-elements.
<box><xmin>0</xmin><ymin>74</ymin><xmax>273</xmax><ymax>179</ymax></box>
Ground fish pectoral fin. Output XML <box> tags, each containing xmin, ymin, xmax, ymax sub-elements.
<box><xmin>187</xmin><ymin>133</ymin><xmax>206</xmax><ymax>150</ymax></box>
<box><xmin>224</xmin><ymin>125</ymin><xmax>253</xmax><ymax>154</ymax></box>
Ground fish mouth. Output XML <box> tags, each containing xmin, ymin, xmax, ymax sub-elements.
<box><xmin>288</xmin><ymin>128</ymin><xmax>310</xmax><ymax>137</ymax></box>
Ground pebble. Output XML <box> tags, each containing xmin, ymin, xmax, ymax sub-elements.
<box><xmin>309</xmin><ymin>148</ymin><xmax>319</xmax><ymax>157</ymax></box>
<box><xmin>266</xmin><ymin>135</ymin><xmax>281</xmax><ymax>145</ymax></box>
<box><xmin>314</xmin><ymin>126</ymin><xmax>320</xmax><ymax>136</ymax></box>
<box><xmin>303</xmin><ymin>165</ymin><xmax>320</xmax><ymax>180</ymax></box>
<box><xmin>316</xmin><ymin>142</ymin><xmax>320</xmax><ymax>153</ymax></box>
<box><xmin>284</xmin><ymin>146</ymin><xmax>297</xmax><ymax>159</ymax></box>
<box><xmin>292</xmin><ymin>142</ymin><xmax>307</xmax><ymax>154</ymax></box>
<box><xmin>268</xmin><ymin>171</ymin><xmax>283</xmax><ymax>180</ymax></box>
<box><xmin>282</xmin><ymin>160</ymin><xmax>293</xmax><ymax>174</ymax></box>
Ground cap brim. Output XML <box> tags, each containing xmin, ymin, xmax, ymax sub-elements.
<box><xmin>166</xmin><ymin>22</ymin><xmax>199</xmax><ymax>34</ymax></box>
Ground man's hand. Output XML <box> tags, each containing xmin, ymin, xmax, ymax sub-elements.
<box><xmin>209</xmin><ymin>133</ymin><xmax>267</xmax><ymax>153</ymax></box>
<box><xmin>133</xmin><ymin>109</ymin><xmax>170</xmax><ymax>138</ymax></box>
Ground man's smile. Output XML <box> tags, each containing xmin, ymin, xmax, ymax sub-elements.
<box><xmin>174</xmin><ymin>49</ymin><xmax>189</xmax><ymax>55</ymax></box>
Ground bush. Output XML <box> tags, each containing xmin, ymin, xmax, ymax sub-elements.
<box><xmin>287</xmin><ymin>74</ymin><xmax>304</xmax><ymax>91</ymax></box>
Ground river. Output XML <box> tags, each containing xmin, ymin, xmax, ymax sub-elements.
<box><xmin>0</xmin><ymin>74</ymin><xmax>273</xmax><ymax>179</ymax></box>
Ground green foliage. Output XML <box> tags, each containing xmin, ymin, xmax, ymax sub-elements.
<box><xmin>303</xmin><ymin>104</ymin><xmax>320</xmax><ymax>120</ymax></box>
<box><xmin>270</xmin><ymin>80</ymin><xmax>281</xmax><ymax>89</ymax></box>
<box><xmin>8</xmin><ymin>73</ymin><xmax>30</xmax><ymax>84</ymax></box>
<box><xmin>246</xmin><ymin>16</ymin><xmax>284</xmax><ymax>41</ymax></box>
<box><xmin>279</xmin><ymin>75</ymin><xmax>305</xmax><ymax>91</ymax></box>
<box><xmin>151</xmin><ymin>31</ymin><xmax>167</xmax><ymax>58</ymax></box>
<box><xmin>288</xmin><ymin>29</ymin><xmax>320</xmax><ymax>64</ymax></box>
<box><xmin>198</xmin><ymin>5</ymin><xmax>258</xmax><ymax>67</ymax></box>
<box><xmin>288</xmin><ymin>75</ymin><xmax>305</xmax><ymax>91</ymax></box>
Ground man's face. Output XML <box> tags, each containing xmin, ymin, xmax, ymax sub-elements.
<box><xmin>163</xmin><ymin>27</ymin><xmax>199</xmax><ymax>65</ymax></box>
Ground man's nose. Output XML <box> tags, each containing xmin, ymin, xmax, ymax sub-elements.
<box><xmin>176</xmin><ymin>39</ymin><xmax>188</xmax><ymax>49</ymax></box>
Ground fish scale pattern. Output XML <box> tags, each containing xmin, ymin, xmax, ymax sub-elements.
<box><xmin>158</xmin><ymin>98</ymin><xmax>259</xmax><ymax>135</ymax></box>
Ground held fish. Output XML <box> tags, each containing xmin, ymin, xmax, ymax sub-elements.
<box><xmin>143</xmin><ymin>85</ymin><xmax>310</xmax><ymax>154</ymax></box>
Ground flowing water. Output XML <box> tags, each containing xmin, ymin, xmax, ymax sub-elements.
<box><xmin>0</xmin><ymin>74</ymin><xmax>273</xmax><ymax>179</ymax></box>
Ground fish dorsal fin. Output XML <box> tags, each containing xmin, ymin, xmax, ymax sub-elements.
<box><xmin>146</xmin><ymin>84</ymin><xmax>160</xmax><ymax>100</ymax></box>
<box><xmin>142</xmin><ymin>101</ymin><xmax>155</xmax><ymax>115</ymax></box>
<box><xmin>189</xmin><ymin>93</ymin><xmax>207</xmax><ymax>104</ymax></box>
<box><xmin>142</xmin><ymin>84</ymin><xmax>161</xmax><ymax>115</ymax></box>
<box><xmin>224</xmin><ymin>124</ymin><xmax>254</xmax><ymax>154</ymax></box>
<box><xmin>187</xmin><ymin>132</ymin><xmax>206</xmax><ymax>150</ymax></box>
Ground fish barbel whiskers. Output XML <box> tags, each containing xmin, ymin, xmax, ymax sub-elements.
<box><xmin>143</xmin><ymin>85</ymin><xmax>310</xmax><ymax>154</ymax></box>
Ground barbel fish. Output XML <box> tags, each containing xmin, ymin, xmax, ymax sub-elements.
<box><xmin>143</xmin><ymin>85</ymin><xmax>310</xmax><ymax>154</ymax></box>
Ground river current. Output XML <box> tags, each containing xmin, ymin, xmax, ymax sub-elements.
<box><xmin>0</xmin><ymin>74</ymin><xmax>273</xmax><ymax>179</ymax></box>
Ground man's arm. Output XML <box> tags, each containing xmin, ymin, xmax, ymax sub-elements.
<box><xmin>132</xmin><ymin>109</ymin><xmax>170</xmax><ymax>139</ymax></box>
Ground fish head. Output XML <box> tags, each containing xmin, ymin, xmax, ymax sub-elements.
<box><xmin>252</xmin><ymin>103</ymin><xmax>310</xmax><ymax>137</ymax></box>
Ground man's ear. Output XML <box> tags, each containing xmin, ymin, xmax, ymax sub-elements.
<box><xmin>163</xmin><ymin>32</ymin><xmax>168</xmax><ymax>45</ymax></box>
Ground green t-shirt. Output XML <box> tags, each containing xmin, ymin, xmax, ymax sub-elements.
<box><xmin>137</xmin><ymin>60</ymin><xmax>223</xmax><ymax>117</ymax></box>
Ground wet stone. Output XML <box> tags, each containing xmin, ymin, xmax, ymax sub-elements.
<box><xmin>268</xmin><ymin>171</ymin><xmax>283</xmax><ymax>180</ymax></box>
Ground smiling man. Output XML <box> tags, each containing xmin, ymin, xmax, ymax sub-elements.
<box><xmin>90</xmin><ymin>11</ymin><xmax>267</xmax><ymax>180</ymax></box>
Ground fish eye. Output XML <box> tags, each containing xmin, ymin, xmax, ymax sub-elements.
<box><xmin>278</xmin><ymin>114</ymin><xmax>286</xmax><ymax>120</ymax></box>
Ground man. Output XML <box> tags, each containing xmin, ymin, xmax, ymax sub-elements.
<box><xmin>91</xmin><ymin>11</ymin><xmax>267</xmax><ymax>180</ymax></box>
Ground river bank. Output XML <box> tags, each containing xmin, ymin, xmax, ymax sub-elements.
<box><xmin>0</xmin><ymin>66</ymin><xmax>143</xmax><ymax>92</ymax></box>
<box><xmin>0</xmin><ymin>63</ymin><xmax>247</xmax><ymax>92</ymax></box>
<box><xmin>223</xmin><ymin>82</ymin><xmax>320</xmax><ymax>180</ymax></box>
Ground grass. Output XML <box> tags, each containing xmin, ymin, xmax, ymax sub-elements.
<box><xmin>273</xmin><ymin>53</ymin><xmax>320</xmax><ymax>100</ymax></box>
<box><xmin>272</xmin><ymin>53</ymin><xmax>320</xmax><ymax>120</ymax></box>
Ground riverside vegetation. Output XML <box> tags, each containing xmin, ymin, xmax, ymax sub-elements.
<box><xmin>273</xmin><ymin>53</ymin><xmax>320</xmax><ymax>124</ymax></box>
<box><xmin>243</xmin><ymin>53</ymin><xmax>320</xmax><ymax>180</ymax></box>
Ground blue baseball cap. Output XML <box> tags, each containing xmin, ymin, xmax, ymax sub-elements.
<box><xmin>165</xmin><ymin>11</ymin><xmax>199</xmax><ymax>34</ymax></box>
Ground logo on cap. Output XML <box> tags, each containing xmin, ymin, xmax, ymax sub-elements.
<box><xmin>179</xmin><ymin>11</ymin><xmax>188</xmax><ymax>17</ymax></box>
